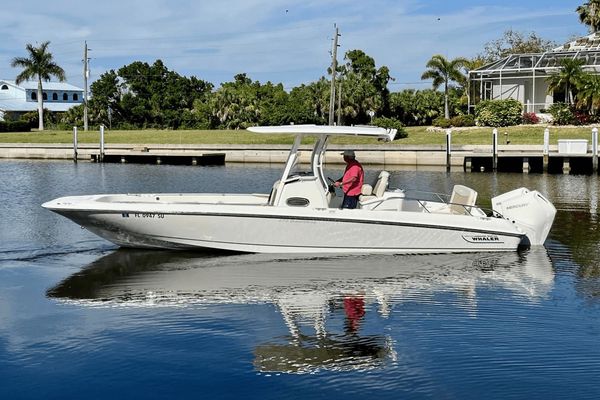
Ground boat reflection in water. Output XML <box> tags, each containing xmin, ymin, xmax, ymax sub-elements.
<box><xmin>47</xmin><ymin>249</ymin><xmax>554</xmax><ymax>373</ymax></box>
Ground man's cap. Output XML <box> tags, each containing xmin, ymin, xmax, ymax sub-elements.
<box><xmin>341</xmin><ymin>150</ymin><xmax>355</xmax><ymax>157</ymax></box>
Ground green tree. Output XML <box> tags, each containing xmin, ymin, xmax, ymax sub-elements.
<box><xmin>211</xmin><ymin>73</ymin><xmax>261</xmax><ymax>129</ymax></box>
<box><xmin>118</xmin><ymin>60</ymin><xmax>212</xmax><ymax>128</ymax></box>
<box><xmin>78</xmin><ymin>60</ymin><xmax>215</xmax><ymax>129</ymax></box>
<box><xmin>421</xmin><ymin>54</ymin><xmax>469</xmax><ymax>119</ymax></box>
<box><xmin>88</xmin><ymin>70</ymin><xmax>123</xmax><ymax>128</ymax></box>
<box><xmin>286</xmin><ymin>79</ymin><xmax>329</xmax><ymax>124</ymax></box>
<box><xmin>338</xmin><ymin>50</ymin><xmax>393</xmax><ymax>124</ymax></box>
<box><xmin>340</xmin><ymin>73</ymin><xmax>382</xmax><ymax>122</ymax></box>
<box><xmin>480</xmin><ymin>30</ymin><xmax>556</xmax><ymax>62</ymax></box>
<box><xmin>546</xmin><ymin>58</ymin><xmax>586</xmax><ymax>105</ymax></box>
<box><xmin>577</xmin><ymin>1</ymin><xmax>600</xmax><ymax>33</ymax></box>
<box><xmin>389</xmin><ymin>89</ymin><xmax>444</xmax><ymax>126</ymax></box>
<box><xmin>11</xmin><ymin>41</ymin><xmax>65</xmax><ymax>131</ymax></box>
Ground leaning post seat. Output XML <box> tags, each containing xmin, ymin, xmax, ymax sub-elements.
<box><xmin>449</xmin><ymin>185</ymin><xmax>478</xmax><ymax>215</ymax></box>
<box><xmin>359</xmin><ymin>171</ymin><xmax>390</xmax><ymax>202</ymax></box>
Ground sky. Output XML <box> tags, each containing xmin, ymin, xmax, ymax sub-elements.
<box><xmin>0</xmin><ymin>0</ymin><xmax>589</xmax><ymax>92</ymax></box>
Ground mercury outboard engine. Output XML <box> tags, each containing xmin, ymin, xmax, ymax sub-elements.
<box><xmin>492</xmin><ymin>188</ymin><xmax>556</xmax><ymax>246</ymax></box>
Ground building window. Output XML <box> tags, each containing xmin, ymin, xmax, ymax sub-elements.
<box><xmin>63</xmin><ymin>93</ymin><xmax>68</xmax><ymax>101</ymax></box>
<box><xmin>31</xmin><ymin>92</ymin><xmax>37</xmax><ymax>100</ymax></box>
<box><xmin>52</xmin><ymin>93</ymin><xmax>58</xmax><ymax>101</ymax></box>
<box><xmin>43</xmin><ymin>92</ymin><xmax>47</xmax><ymax>101</ymax></box>
<box><xmin>73</xmin><ymin>93</ymin><xmax>79</xmax><ymax>101</ymax></box>
<box><xmin>0</xmin><ymin>84</ymin><xmax>8</xmax><ymax>90</ymax></box>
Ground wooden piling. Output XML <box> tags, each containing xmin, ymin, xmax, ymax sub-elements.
<box><xmin>562</xmin><ymin>157</ymin><xmax>571</xmax><ymax>175</ymax></box>
<box><xmin>522</xmin><ymin>157</ymin><xmax>530</xmax><ymax>174</ymax></box>
<box><xmin>73</xmin><ymin>126</ymin><xmax>78</xmax><ymax>163</ymax></box>
<box><xmin>593</xmin><ymin>128</ymin><xmax>598</xmax><ymax>173</ymax></box>
<box><xmin>446</xmin><ymin>129</ymin><xmax>451</xmax><ymax>172</ymax></box>
<box><xmin>99</xmin><ymin>125</ymin><xmax>105</xmax><ymax>162</ymax></box>
<box><xmin>492</xmin><ymin>128</ymin><xmax>498</xmax><ymax>171</ymax></box>
<box><xmin>543</xmin><ymin>128</ymin><xmax>550</xmax><ymax>173</ymax></box>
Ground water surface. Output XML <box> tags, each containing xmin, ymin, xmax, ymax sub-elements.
<box><xmin>1</xmin><ymin>160</ymin><xmax>599</xmax><ymax>399</ymax></box>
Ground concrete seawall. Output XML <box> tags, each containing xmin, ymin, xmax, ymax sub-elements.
<box><xmin>4</xmin><ymin>142</ymin><xmax>597</xmax><ymax>174</ymax></box>
<box><xmin>0</xmin><ymin>142</ymin><xmax>552</xmax><ymax>167</ymax></box>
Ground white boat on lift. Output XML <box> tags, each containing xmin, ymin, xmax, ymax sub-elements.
<box><xmin>42</xmin><ymin>125</ymin><xmax>556</xmax><ymax>254</ymax></box>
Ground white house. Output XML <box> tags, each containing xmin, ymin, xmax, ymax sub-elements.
<box><xmin>0</xmin><ymin>80</ymin><xmax>84</xmax><ymax>120</ymax></box>
<box><xmin>468</xmin><ymin>32</ymin><xmax>600</xmax><ymax>113</ymax></box>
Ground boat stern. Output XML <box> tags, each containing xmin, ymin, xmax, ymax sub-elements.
<box><xmin>492</xmin><ymin>188</ymin><xmax>556</xmax><ymax>246</ymax></box>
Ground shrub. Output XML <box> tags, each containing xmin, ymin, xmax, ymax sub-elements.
<box><xmin>547</xmin><ymin>103</ymin><xmax>576</xmax><ymax>125</ymax></box>
<box><xmin>432</xmin><ymin>116</ymin><xmax>452</xmax><ymax>128</ymax></box>
<box><xmin>522</xmin><ymin>112</ymin><xmax>540</xmax><ymax>124</ymax></box>
<box><xmin>574</xmin><ymin>111</ymin><xmax>593</xmax><ymax>125</ymax></box>
<box><xmin>475</xmin><ymin>99</ymin><xmax>523</xmax><ymax>127</ymax></box>
<box><xmin>371</xmin><ymin>116</ymin><xmax>407</xmax><ymax>139</ymax></box>
<box><xmin>433</xmin><ymin>115</ymin><xmax>475</xmax><ymax>128</ymax></box>
<box><xmin>450</xmin><ymin>114</ymin><xmax>475</xmax><ymax>127</ymax></box>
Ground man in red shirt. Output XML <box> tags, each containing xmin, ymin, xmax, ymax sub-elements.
<box><xmin>334</xmin><ymin>150</ymin><xmax>364</xmax><ymax>209</ymax></box>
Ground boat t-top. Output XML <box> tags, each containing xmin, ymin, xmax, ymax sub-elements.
<box><xmin>43</xmin><ymin>125</ymin><xmax>556</xmax><ymax>253</ymax></box>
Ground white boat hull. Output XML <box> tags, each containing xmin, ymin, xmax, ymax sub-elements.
<box><xmin>44</xmin><ymin>195</ymin><xmax>525</xmax><ymax>254</ymax></box>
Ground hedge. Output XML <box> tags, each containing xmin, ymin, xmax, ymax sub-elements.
<box><xmin>0</xmin><ymin>121</ymin><xmax>32</xmax><ymax>132</ymax></box>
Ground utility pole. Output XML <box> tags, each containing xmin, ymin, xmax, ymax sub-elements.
<box><xmin>328</xmin><ymin>25</ymin><xmax>340</xmax><ymax>126</ymax></box>
<box><xmin>83</xmin><ymin>41</ymin><xmax>90</xmax><ymax>131</ymax></box>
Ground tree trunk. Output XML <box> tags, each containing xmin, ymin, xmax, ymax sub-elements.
<box><xmin>444</xmin><ymin>81</ymin><xmax>450</xmax><ymax>119</ymax></box>
<box><xmin>37</xmin><ymin>76</ymin><xmax>44</xmax><ymax>131</ymax></box>
<box><xmin>466</xmin><ymin>82</ymin><xmax>471</xmax><ymax>115</ymax></box>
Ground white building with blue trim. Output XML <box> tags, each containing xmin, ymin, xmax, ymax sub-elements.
<box><xmin>0</xmin><ymin>80</ymin><xmax>84</xmax><ymax>120</ymax></box>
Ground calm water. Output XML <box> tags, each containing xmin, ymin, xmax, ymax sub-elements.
<box><xmin>1</xmin><ymin>160</ymin><xmax>600</xmax><ymax>399</ymax></box>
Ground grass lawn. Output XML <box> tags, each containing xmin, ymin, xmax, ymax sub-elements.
<box><xmin>0</xmin><ymin>125</ymin><xmax>597</xmax><ymax>146</ymax></box>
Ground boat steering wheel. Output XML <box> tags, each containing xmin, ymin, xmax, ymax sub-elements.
<box><xmin>326</xmin><ymin>177</ymin><xmax>337</xmax><ymax>194</ymax></box>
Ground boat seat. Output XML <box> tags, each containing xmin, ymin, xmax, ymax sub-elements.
<box><xmin>360</xmin><ymin>171</ymin><xmax>390</xmax><ymax>202</ymax></box>
<box><xmin>449</xmin><ymin>185</ymin><xmax>478</xmax><ymax>215</ymax></box>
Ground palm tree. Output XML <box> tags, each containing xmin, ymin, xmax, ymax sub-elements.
<box><xmin>458</xmin><ymin>58</ymin><xmax>485</xmax><ymax>114</ymax></box>
<box><xmin>11</xmin><ymin>41</ymin><xmax>65</xmax><ymax>131</ymax></box>
<box><xmin>421</xmin><ymin>55</ymin><xmax>469</xmax><ymax>119</ymax></box>
<box><xmin>577</xmin><ymin>1</ymin><xmax>600</xmax><ymax>33</ymax></box>
<box><xmin>576</xmin><ymin>73</ymin><xmax>600</xmax><ymax>114</ymax></box>
<box><xmin>546</xmin><ymin>58</ymin><xmax>586</xmax><ymax>105</ymax></box>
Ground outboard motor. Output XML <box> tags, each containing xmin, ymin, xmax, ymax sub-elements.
<box><xmin>492</xmin><ymin>188</ymin><xmax>556</xmax><ymax>246</ymax></box>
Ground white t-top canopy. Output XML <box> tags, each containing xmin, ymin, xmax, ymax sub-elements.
<box><xmin>247</xmin><ymin>124</ymin><xmax>396</xmax><ymax>141</ymax></box>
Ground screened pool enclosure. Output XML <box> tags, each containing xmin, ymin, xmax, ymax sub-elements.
<box><xmin>469</xmin><ymin>33</ymin><xmax>600</xmax><ymax>113</ymax></box>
